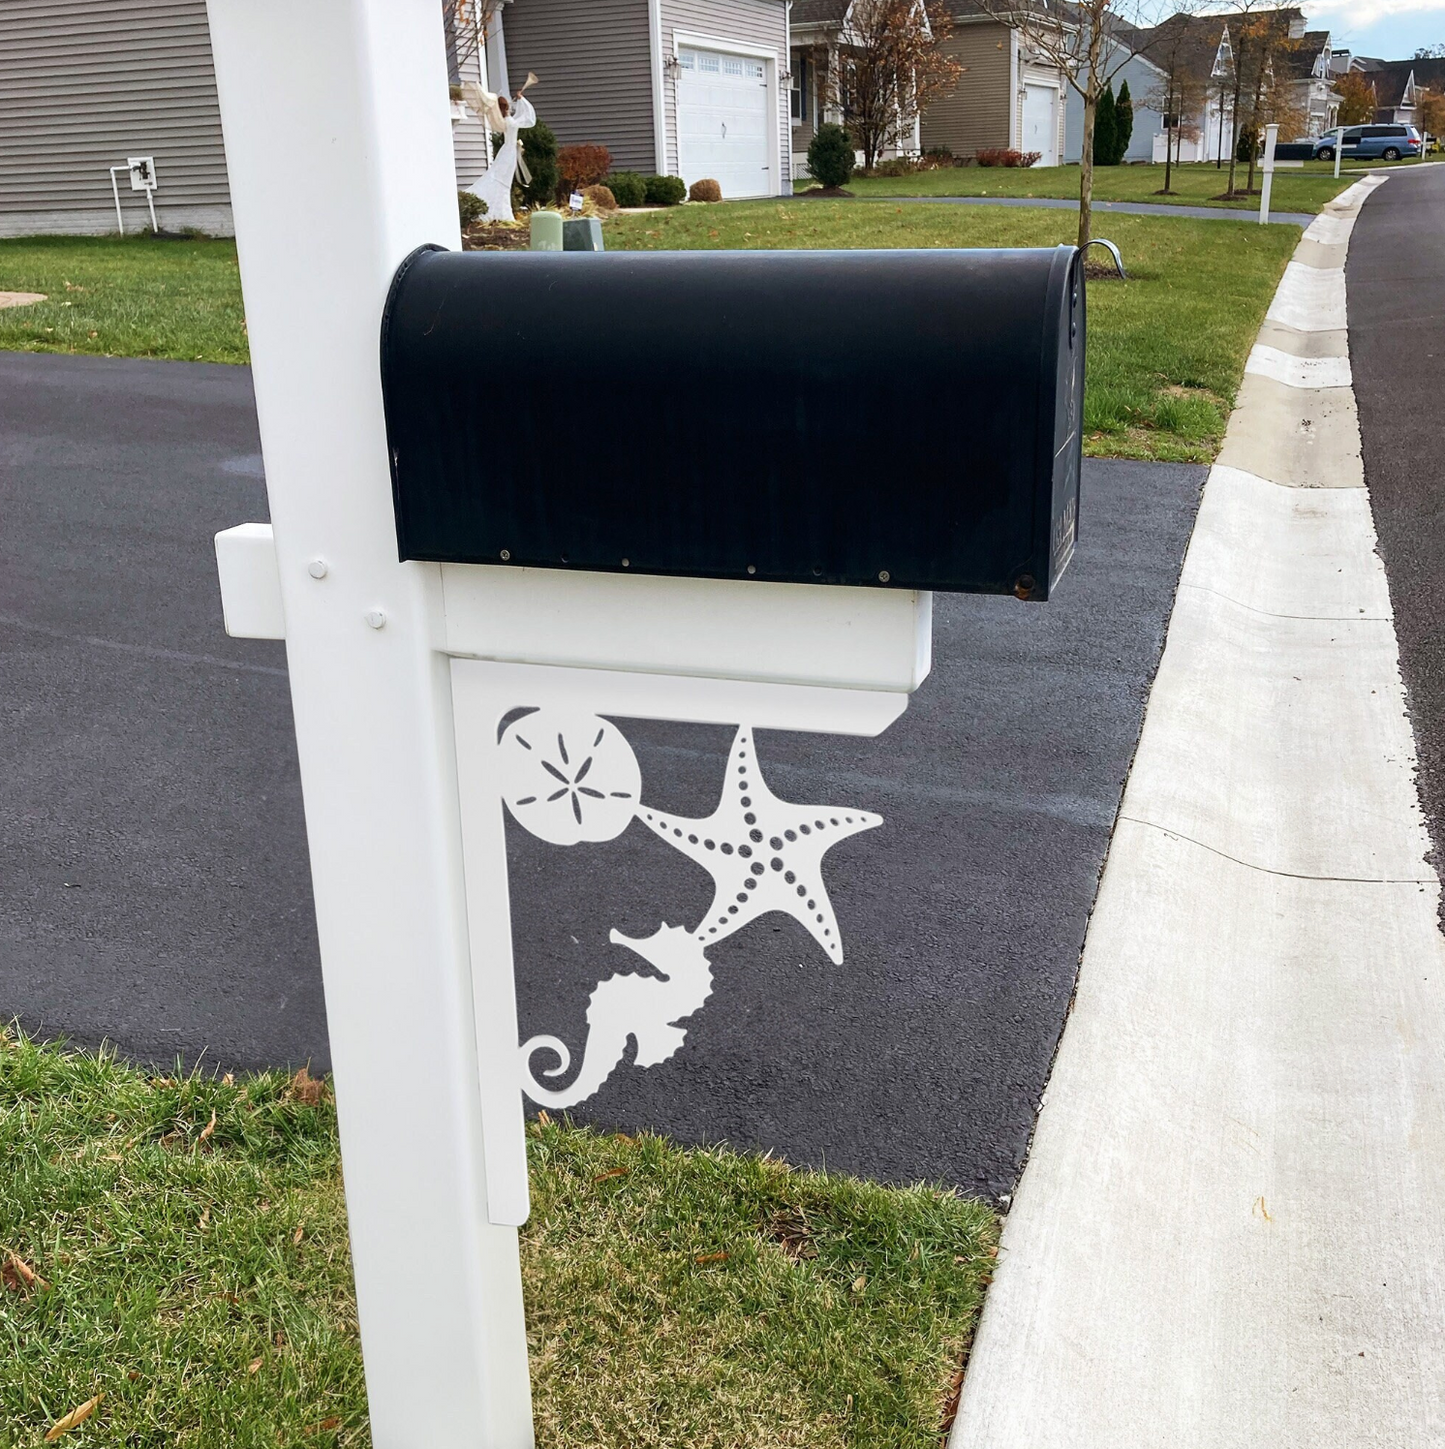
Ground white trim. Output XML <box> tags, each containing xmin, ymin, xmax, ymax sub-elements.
<box><xmin>1010</xmin><ymin>29</ymin><xmax>1021</xmax><ymax>150</ymax></box>
<box><xmin>648</xmin><ymin>0</ymin><xmax>668</xmax><ymax>175</ymax></box>
<box><xmin>672</xmin><ymin>28</ymin><xmax>785</xmax><ymax>198</ymax></box>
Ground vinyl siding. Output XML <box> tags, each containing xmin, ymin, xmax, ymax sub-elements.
<box><xmin>1063</xmin><ymin>47</ymin><xmax>1166</xmax><ymax>162</ymax></box>
<box><xmin>920</xmin><ymin>19</ymin><xmax>1013</xmax><ymax>157</ymax></box>
<box><xmin>0</xmin><ymin>0</ymin><xmax>231</xmax><ymax>236</ymax></box>
<box><xmin>660</xmin><ymin>0</ymin><xmax>791</xmax><ymax>189</ymax></box>
<box><xmin>501</xmin><ymin>0</ymin><xmax>657</xmax><ymax>173</ymax></box>
<box><xmin>452</xmin><ymin>25</ymin><xmax>494</xmax><ymax>190</ymax></box>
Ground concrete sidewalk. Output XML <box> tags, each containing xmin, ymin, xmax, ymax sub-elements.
<box><xmin>953</xmin><ymin>174</ymin><xmax>1445</xmax><ymax>1446</ymax></box>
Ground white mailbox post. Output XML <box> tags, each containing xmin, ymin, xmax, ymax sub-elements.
<box><xmin>1259</xmin><ymin>123</ymin><xmax>1279</xmax><ymax>225</ymax></box>
<box><xmin>205</xmin><ymin>1</ymin><xmax>932</xmax><ymax>1441</ymax></box>
<box><xmin>207</xmin><ymin>2</ymin><xmax>1082</xmax><ymax>1442</ymax></box>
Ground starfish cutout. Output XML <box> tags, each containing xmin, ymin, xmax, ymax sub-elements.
<box><xmin>637</xmin><ymin>727</ymin><xmax>881</xmax><ymax>963</ymax></box>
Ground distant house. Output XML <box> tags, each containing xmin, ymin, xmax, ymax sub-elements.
<box><xmin>1127</xmin><ymin>9</ymin><xmax>1338</xmax><ymax>167</ymax></box>
<box><xmin>489</xmin><ymin>0</ymin><xmax>793</xmax><ymax>198</ymax></box>
<box><xmin>1331</xmin><ymin>53</ymin><xmax>1445</xmax><ymax>129</ymax></box>
<box><xmin>0</xmin><ymin>0</ymin><xmax>233</xmax><ymax>238</ymax></box>
<box><xmin>919</xmin><ymin>2</ymin><xmax>1068</xmax><ymax>166</ymax></box>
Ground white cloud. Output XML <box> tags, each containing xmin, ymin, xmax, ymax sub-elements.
<box><xmin>1306</xmin><ymin>0</ymin><xmax>1445</xmax><ymax>22</ymax></box>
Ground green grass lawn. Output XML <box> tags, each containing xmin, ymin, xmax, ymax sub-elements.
<box><xmin>0</xmin><ymin>1031</ymin><xmax>996</xmax><ymax>1448</ymax></box>
<box><xmin>0</xmin><ymin>234</ymin><xmax>245</xmax><ymax>364</ymax></box>
<box><xmin>811</xmin><ymin>159</ymin><xmax>1359</xmax><ymax>213</ymax></box>
<box><xmin>0</xmin><ymin>198</ymin><xmax>1297</xmax><ymax>464</ymax></box>
<box><xmin>609</xmin><ymin>200</ymin><xmax>1298</xmax><ymax>462</ymax></box>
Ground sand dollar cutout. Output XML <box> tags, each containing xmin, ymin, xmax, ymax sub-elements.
<box><xmin>499</xmin><ymin>712</ymin><xmax>641</xmax><ymax>845</ymax></box>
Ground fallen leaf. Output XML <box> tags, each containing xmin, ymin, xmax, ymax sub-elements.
<box><xmin>693</xmin><ymin>1251</ymin><xmax>729</xmax><ymax>1265</ymax></box>
<box><xmin>851</xmin><ymin>1273</ymin><xmax>867</xmax><ymax>1293</ymax></box>
<box><xmin>286</xmin><ymin>1066</ymin><xmax>327</xmax><ymax>1107</ymax></box>
<box><xmin>293</xmin><ymin>1222</ymin><xmax>305</xmax><ymax>1246</ymax></box>
<box><xmin>2</xmin><ymin>1250</ymin><xmax>49</xmax><ymax>1293</ymax></box>
<box><xmin>45</xmin><ymin>1393</ymin><xmax>102</xmax><ymax>1440</ymax></box>
<box><xmin>247</xmin><ymin>1357</ymin><xmax>263</xmax><ymax>1375</ymax></box>
<box><xmin>591</xmin><ymin>1167</ymin><xmax>629</xmax><ymax>1184</ymax></box>
<box><xmin>126</xmin><ymin>1371</ymin><xmax>140</xmax><ymax>1382</ymax></box>
<box><xmin>197</xmin><ymin>1110</ymin><xmax>217</xmax><ymax>1149</ymax></box>
<box><xmin>199</xmin><ymin>1206</ymin><xmax>210</xmax><ymax>1230</ymax></box>
<box><xmin>222</xmin><ymin>1073</ymin><xmax>234</xmax><ymax>1086</ymax></box>
<box><xmin>303</xmin><ymin>1417</ymin><xmax>342</xmax><ymax>1435</ymax></box>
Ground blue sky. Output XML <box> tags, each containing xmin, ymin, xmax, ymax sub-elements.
<box><xmin>1305</xmin><ymin>0</ymin><xmax>1445</xmax><ymax>60</ymax></box>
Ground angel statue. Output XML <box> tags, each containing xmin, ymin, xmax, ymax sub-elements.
<box><xmin>463</xmin><ymin>72</ymin><xmax>539</xmax><ymax>224</ymax></box>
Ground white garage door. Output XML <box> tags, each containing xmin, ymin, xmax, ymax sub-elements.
<box><xmin>677</xmin><ymin>47</ymin><xmax>772</xmax><ymax>199</ymax></box>
<box><xmin>1022</xmin><ymin>83</ymin><xmax>1058</xmax><ymax>167</ymax></box>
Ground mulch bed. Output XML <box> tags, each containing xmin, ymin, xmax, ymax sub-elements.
<box><xmin>793</xmin><ymin>186</ymin><xmax>855</xmax><ymax>199</ymax></box>
<box><xmin>461</xmin><ymin>220</ymin><xmax>532</xmax><ymax>251</ymax></box>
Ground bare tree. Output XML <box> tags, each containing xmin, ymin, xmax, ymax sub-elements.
<box><xmin>442</xmin><ymin>0</ymin><xmax>501</xmax><ymax>84</ymax></box>
<box><xmin>1239</xmin><ymin>15</ymin><xmax>1307</xmax><ymax>195</ymax></box>
<box><xmin>821</xmin><ymin>0</ymin><xmax>963</xmax><ymax>171</ymax></box>
<box><xmin>1144</xmin><ymin>24</ymin><xmax>1208</xmax><ymax>194</ymax></box>
<box><xmin>972</xmin><ymin>0</ymin><xmax>1178</xmax><ymax>247</ymax></box>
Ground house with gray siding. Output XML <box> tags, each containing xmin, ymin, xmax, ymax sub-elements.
<box><xmin>1063</xmin><ymin>37</ymin><xmax>1169</xmax><ymax>164</ymax></box>
<box><xmin>498</xmin><ymin>0</ymin><xmax>792</xmax><ymax>197</ymax></box>
<box><xmin>0</xmin><ymin>0</ymin><xmax>233</xmax><ymax>237</ymax></box>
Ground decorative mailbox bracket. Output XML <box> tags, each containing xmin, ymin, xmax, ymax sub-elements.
<box><xmin>216</xmin><ymin>528</ymin><xmax>928</xmax><ymax>1226</ymax></box>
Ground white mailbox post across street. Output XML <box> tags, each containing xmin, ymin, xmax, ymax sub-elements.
<box><xmin>1335</xmin><ymin>125</ymin><xmax>1345</xmax><ymax>179</ymax></box>
<box><xmin>1259</xmin><ymin>123</ymin><xmax>1279</xmax><ymax>225</ymax></box>
<box><xmin>206</xmin><ymin>1</ymin><xmax>1082</xmax><ymax>1442</ymax></box>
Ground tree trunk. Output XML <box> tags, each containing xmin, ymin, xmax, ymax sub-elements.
<box><xmin>1078</xmin><ymin>95</ymin><xmax>1096</xmax><ymax>248</ymax></box>
<box><xmin>1245</xmin><ymin>67</ymin><xmax>1266</xmax><ymax>194</ymax></box>
<box><xmin>1162</xmin><ymin>81</ymin><xmax>1174</xmax><ymax>191</ymax></box>
<box><xmin>1227</xmin><ymin>71</ymin><xmax>1243</xmax><ymax>195</ymax></box>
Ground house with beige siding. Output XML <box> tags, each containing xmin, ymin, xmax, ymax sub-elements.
<box><xmin>921</xmin><ymin>2</ymin><xmax>1067</xmax><ymax>166</ymax></box>
<box><xmin>492</xmin><ymin>0</ymin><xmax>792</xmax><ymax>197</ymax></box>
<box><xmin>792</xmin><ymin>0</ymin><xmax>1066</xmax><ymax>171</ymax></box>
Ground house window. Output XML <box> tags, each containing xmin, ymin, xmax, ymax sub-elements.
<box><xmin>791</xmin><ymin>50</ymin><xmax>812</xmax><ymax>123</ymax></box>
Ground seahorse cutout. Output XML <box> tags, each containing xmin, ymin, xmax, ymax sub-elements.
<box><xmin>519</xmin><ymin>923</ymin><xmax>714</xmax><ymax>1108</ymax></box>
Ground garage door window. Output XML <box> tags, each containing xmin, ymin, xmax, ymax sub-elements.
<box><xmin>680</xmin><ymin>48</ymin><xmax>763</xmax><ymax>80</ymax></box>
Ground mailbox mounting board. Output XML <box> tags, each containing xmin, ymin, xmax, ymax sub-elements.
<box><xmin>382</xmin><ymin>244</ymin><xmax>1083</xmax><ymax>599</ymax></box>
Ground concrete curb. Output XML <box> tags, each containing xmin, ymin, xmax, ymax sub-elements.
<box><xmin>951</xmin><ymin>173</ymin><xmax>1445</xmax><ymax>1447</ymax></box>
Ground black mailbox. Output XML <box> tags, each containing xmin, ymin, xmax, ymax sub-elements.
<box><xmin>381</xmin><ymin>243</ymin><xmax>1083</xmax><ymax>599</ymax></box>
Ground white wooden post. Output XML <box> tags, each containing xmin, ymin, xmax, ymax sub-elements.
<box><xmin>202</xmin><ymin>1</ymin><xmax>535</xmax><ymax>1443</ymax></box>
<box><xmin>1334</xmin><ymin>125</ymin><xmax>1344</xmax><ymax>178</ymax></box>
<box><xmin>1259</xmin><ymin>123</ymin><xmax>1278</xmax><ymax>225</ymax></box>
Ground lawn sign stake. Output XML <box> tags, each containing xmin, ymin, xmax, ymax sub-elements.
<box><xmin>206</xmin><ymin>1</ymin><xmax>1083</xmax><ymax>1441</ymax></box>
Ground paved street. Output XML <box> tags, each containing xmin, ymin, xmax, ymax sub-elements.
<box><xmin>0</xmin><ymin>350</ymin><xmax>1202</xmax><ymax>1195</ymax></box>
<box><xmin>1348</xmin><ymin>163</ymin><xmax>1445</xmax><ymax>907</ymax></box>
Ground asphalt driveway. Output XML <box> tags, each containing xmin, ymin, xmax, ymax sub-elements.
<box><xmin>0</xmin><ymin>350</ymin><xmax>1202</xmax><ymax>1194</ymax></box>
